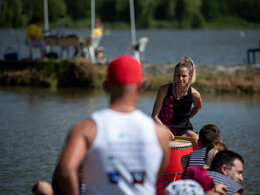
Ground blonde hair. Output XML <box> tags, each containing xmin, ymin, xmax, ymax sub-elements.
<box><xmin>173</xmin><ymin>56</ymin><xmax>196</xmax><ymax>98</ymax></box>
<box><xmin>206</xmin><ymin>142</ymin><xmax>227</xmax><ymax>168</ymax></box>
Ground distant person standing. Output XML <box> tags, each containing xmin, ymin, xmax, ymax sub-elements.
<box><xmin>25</xmin><ymin>15</ymin><xmax>46</xmax><ymax>59</ymax></box>
<box><xmin>86</xmin><ymin>20</ymin><xmax>104</xmax><ymax>48</ymax></box>
<box><xmin>54</xmin><ymin>55</ymin><xmax>170</xmax><ymax>195</ymax></box>
<box><xmin>86</xmin><ymin>20</ymin><xmax>104</xmax><ymax>61</ymax></box>
<box><xmin>92</xmin><ymin>20</ymin><xmax>103</xmax><ymax>40</ymax></box>
<box><xmin>152</xmin><ymin>57</ymin><xmax>202</xmax><ymax>140</ymax></box>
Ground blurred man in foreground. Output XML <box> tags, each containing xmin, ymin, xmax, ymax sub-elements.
<box><xmin>54</xmin><ymin>55</ymin><xmax>170</xmax><ymax>195</ymax></box>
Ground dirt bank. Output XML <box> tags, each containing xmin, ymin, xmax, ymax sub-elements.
<box><xmin>142</xmin><ymin>63</ymin><xmax>253</xmax><ymax>75</ymax></box>
<box><xmin>142</xmin><ymin>63</ymin><xmax>260</xmax><ymax>93</ymax></box>
<box><xmin>1</xmin><ymin>59</ymin><xmax>260</xmax><ymax>94</ymax></box>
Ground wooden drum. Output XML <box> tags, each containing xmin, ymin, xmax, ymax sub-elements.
<box><xmin>156</xmin><ymin>140</ymin><xmax>193</xmax><ymax>195</ymax></box>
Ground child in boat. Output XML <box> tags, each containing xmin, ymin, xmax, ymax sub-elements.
<box><xmin>181</xmin><ymin>124</ymin><xmax>222</xmax><ymax>179</ymax></box>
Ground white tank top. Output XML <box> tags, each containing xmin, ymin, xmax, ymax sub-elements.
<box><xmin>83</xmin><ymin>108</ymin><xmax>163</xmax><ymax>195</ymax></box>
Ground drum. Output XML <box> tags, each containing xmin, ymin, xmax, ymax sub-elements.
<box><xmin>156</xmin><ymin>140</ymin><xmax>193</xmax><ymax>195</ymax></box>
<box><xmin>193</xmin><ymin>144</ymin><xmax>199</xmax><ymax>151</ymax></box>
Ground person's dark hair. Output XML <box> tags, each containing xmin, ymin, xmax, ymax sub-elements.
<box><xmin>30</xmin><ymin>15</ymin><xmax>42</xmax><ymax>24</ymax></box>
<box><xmin>199</xmin><ymin>124</ymin><xmax>220</xmax><ymax>147</ymax></box>
<box><xmin>210</xmin><ymin>150</ymin><xmax>244</xmax><ymax>172</ymax></box>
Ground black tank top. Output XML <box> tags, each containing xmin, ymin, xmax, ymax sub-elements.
<box><xmin>158</xmin><ymin>83</ymin><xmax>193</xmax><ymax>135</ymax></box>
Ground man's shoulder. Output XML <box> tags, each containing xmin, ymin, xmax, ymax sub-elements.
<box><xmin>72</xmin><ymin>118</ymin><xmax>96</xmax><ymax>131</ymax></box>
<box><xmin>190</xmin><ymin>147</ymin><xmax>207</xmax><ymax>155</ymax></box>
<box><xmin>207</xmin><ymin>170</ymin><xmax>243</xmax><ymax>193</ymax></box>
<box><xmin>91</xmin><ymin>108</ymin><xmax>109</xmax><ymax>117</ymax></box>
<box><xmin>188</xmin><ymin>147</ymin><xmax>206</xmax><ymax>167</ymax></box>
<box><xmin>207</xmin><ymin>170</ymin><xmax>239</xmax><ymax>185</ymax></box>
<box><xmin>91</xmin><ymin>108</ymin><xmax>153</xmax><ymax>125</ymax></box>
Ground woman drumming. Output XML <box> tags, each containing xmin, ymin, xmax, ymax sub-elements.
<box><xmin>151</xmin><ymin>57</ymin><xmax>202</xmax><ymax>140</ymax></box>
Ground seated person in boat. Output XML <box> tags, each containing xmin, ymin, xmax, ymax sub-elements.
<box><xmin>207</xmin><ymin>150</ymin><xmax>244</xmax><ymax>194</ymax></box>
<box><xmin>181</xmin><ymin>124</ymin><xmax>221</xmax><ymax>179</ymax></box>
<box><xmin>151</xmin><ymin>57</ymin><xmax>202</xmax><ymax>141</ymax></box>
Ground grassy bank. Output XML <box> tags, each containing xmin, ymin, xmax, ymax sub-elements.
<box><xmin>0</xmin><ymin>58</ymin><xmax>260</xmax><ymax>94</ymax></box>
<box><xmin>0</xmin><ymin>58</ymin><xmax>98</xmax><ymax>89</ymax></box>
<box><xmin>142</xmin><ymin>64</ymin><xmax>260</xmax><ymax>94</ymax></box>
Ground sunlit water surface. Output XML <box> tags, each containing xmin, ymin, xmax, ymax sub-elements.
<box><xmin>0</xmin><ymin>87</ymin><xmax>259</xmax><ymax>194</ymax></box>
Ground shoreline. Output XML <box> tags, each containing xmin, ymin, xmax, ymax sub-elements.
<box><xmin>0</xmin><ymin>59</ymin><xmax>260</xmax><ymax>94</ymax></box>
<box><xmin>142</xmin><ymin>63</ymin><xmax>258</xmax><ymax>75</ymax></box>
<box><xmin>142</xmin><ymin>63</ymin><xmax>260</xmax><ymax>93</ymax></box>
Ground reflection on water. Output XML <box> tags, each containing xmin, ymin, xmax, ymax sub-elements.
<box><xmin>0</xmin><ymin>86</ymin><xmax>259</xmax><ymax>194</ymax></box>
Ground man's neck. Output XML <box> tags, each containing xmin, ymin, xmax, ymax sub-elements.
<box><xmin>109</xmin><ymin>105</ymin><xmax>136</xmax><ymax>112</ymax></box>
<box><xmin>109</xmin><ymin>104</ymin><xmax>136</xmax><ymax>112</ymax></box>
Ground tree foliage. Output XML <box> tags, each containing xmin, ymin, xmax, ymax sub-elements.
<box><xmin>0</xmin><ymin>0</ymin><xmax>22</xmax><ymax>28</ymax></box>
<box><xmin>0</xmin><ymin>0</ymin><xmax>259</xmax><ymax>28</ymax></box>
<box><xmin>65</xmin><ymin>0</ymin><xmax>89</xmax><ymax>20</ymax></box>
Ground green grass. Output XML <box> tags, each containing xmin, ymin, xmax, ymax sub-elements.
<box><xmin>1</xmin><ymin>59</ymin><xmax>260</xmax><ymax>94</ymax></box>
<box><xmin>204</xmin><ymin>16</ymin><xmax>260</xmax><ymax>29</ymax></box>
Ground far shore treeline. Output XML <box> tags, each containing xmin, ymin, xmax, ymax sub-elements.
<box><xmin>0</xmin><ymin>0</ymin><xmax>260</xmax><ymax>29</ymax></box>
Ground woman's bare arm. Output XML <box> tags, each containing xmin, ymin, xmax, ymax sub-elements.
<box><xmin>190</xmin><ymin>87</ymin><xmax>202</xmax><ymax>119</ymax></box>
<box><xmin>151</xmin><ymin>84</ymin><xmax>169</xmax><ymax>126</ymax></box>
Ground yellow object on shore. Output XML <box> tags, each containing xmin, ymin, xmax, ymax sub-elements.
<box><xmin>93</xmin><ymin>27</ymin><xmax>103</xmax><ymax>36</ymax></box>
<box><xmin>86</xmin><ymin>27</ymin><xmax>103</xmax><ymax>47</ymax></box>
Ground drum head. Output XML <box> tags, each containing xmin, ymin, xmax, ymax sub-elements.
<box><xmin>169</xmin><ymin>140</ymin><xmax>192</xmax><ymax>149</ymax></box>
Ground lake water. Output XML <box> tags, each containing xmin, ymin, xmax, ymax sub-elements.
<box><xmin>0</xmin><ymin>29</ymin><xmax>260</xmax><ymax>65</ymax></box>
<box><xmin>0</xmin><ymin>86</ymin><xmax>259</xmax><ymax>194</ymax></box>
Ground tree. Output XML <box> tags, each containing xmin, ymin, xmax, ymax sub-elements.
<box><xmin>175</xmin><ymin>0</ymin><xmax>204</xmax><ymax>28</ymax></box>
<box><xmin>48</xmin><ymin>0</ymin><xmax>67</xmax><ymax>24</ymax></box>
<box><xmin>65</xmin><ymin>0</ymin><xmax>89</xmax><ymax>20</ymax></box>
<box><xmin>0</xmin><ymin>0</ymin><xmax>23</xmax><ymax>27</ymax></box>
<box><xmin>135</xmin><ymin>0</ymin><xmax>157</xmax><ymax>28</ymax></box>
<box><xmin>201</xmin><ymin>0</ymin><xmax>220</xmax><ymax>21</ymax></box>
<box><xmin>154</xmin><ymin>0</ymin><xmax>176</xmax><ymax>21</ymax></box>
<box><xmin>97</xmin><ymin>0</ymin><xmax>129</xmax><ymax>22</ymax></box>
<box><xmin>236</xmin><ymin>0</ymin><xmax>260</xmax><ymax>22</ymax></box>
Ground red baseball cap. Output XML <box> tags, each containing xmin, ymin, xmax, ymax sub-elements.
<box><xmin>107</xmin><ymin>55</ymin><xmax>143</xmax><ymax>85</ymax></box>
